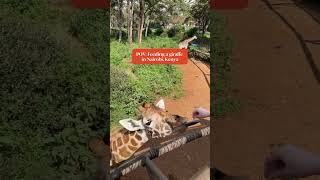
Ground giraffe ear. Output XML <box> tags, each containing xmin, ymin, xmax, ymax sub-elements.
<box><xmin>155</xmin><ymin>99</ymin><xmax>165</xmax><ymax>110</ymax></box>
<box><xmin>119</xmin><ymin>118</ymin><xmax>145</xmax><ymax>131</ymax></box>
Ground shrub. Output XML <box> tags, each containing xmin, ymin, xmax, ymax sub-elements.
<box><xmin>184</xmin><ymin>27</ymin><xmax>199</xmax><ymax>38</ymax></box>
<box><xmin>167</xmin><ymin>25</ymin><xmax>183</xmax><ymax>38</ymax></box>
<box><xmin>0</xmin><ymin>0</ymin><xmax>45</xmax><ymax>17</ymax></box>
<box><xmin>110</xmin><ymin>68</ymin><xmax>147</xmax><ymax>127</ymax></box>
<box><xmin>0</xmin><ymin>14</ymin><xmax>105</xmax><ymax>179</ymax></box>
<box><xmin>70</xmin><ymin>9</ymin><xmax>109</xmax><ymax>62</ymax></box>
<box><xmin>154</xmin><ymin>27</ymin><xmax>164</xmax><ymax>36</ymax></box>
<box><xmin>0</xmin><ymin>0</ymin><xmax>65</xmax><ymax>22</ymax></box>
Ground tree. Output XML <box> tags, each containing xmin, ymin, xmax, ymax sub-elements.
<box><xmin>137</xmin><ymin>0</ymin><xmax>145</xmax><ymax>44</ymax></box>
<box><xmin>127</xmin><ymin>0</ymin><xmax>134</xmax><ymax>44</ymax></box>
<box><xmin>117</xmin><ymin>0</ymin><xmax>124</xmax><ymax>42</ymax></box>
<box><xmin>191</xmin><ymin>0</ymin><xmax>209</xmax><ymax>34</ymax></box>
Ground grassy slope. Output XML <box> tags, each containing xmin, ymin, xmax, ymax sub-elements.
<box><xmin>110</xmin><ymin>37</ymin><xmax>183</xmax><ymax>129</ymax></box>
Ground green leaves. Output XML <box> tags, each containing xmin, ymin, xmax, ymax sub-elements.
<box><xmin>0</xmin><ymin>6</ymin><xmax>108</xmax><ymax>180</ymax></box>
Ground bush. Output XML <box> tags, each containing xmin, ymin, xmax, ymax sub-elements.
<box><xmin>184</xmin><ymin>27</ymin><xmax>199</xmax><ymax>38</ymax></box>
<box><xmin>110</xmin><ymin>68</ymin><xmax>147</xmax><ymax>127</ymax></box>
<box><xmin>167</xmin><ymin>25</ymin><xmax>183</xmax><ymax>38</ymax></box>
<box><xmin>0</xmin><ymin>0</ymin><xmax>45</xmax><ymax>17</ymax></box>
<box><xmin>154</xmin><ymin>27</ymin><xmax>164</xmax><ymax>36</ymax></box>
<box><xmin>0</xmin><ymin>13</ymin><xmax>105</xmax><ymax>180</ymax></box>
<box><xmin>70</xmin><ymin>9</ymin><xmax>109</xmax><ymax>62</ymax></box>
<box><xmin>0</xmin><ymin>0</ymin><xmax>65</xmax><ymax>22</ymax></box>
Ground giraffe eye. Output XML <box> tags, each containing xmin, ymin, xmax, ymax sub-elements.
<box><xmin>146</xmin><ymin>121</ymin><xmax>151</xmax><ymax>126</ymax></box>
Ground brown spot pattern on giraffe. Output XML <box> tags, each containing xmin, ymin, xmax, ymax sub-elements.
<box><xmin>117</xmin><ymin>138</ymin><xmax>123</xmax><ymax>146</ymax></box>
<box><xmin>119</xmin><ymin>147</ymin><xmax>131</xmax><ymax>158</ymax></box>
<box><xmin>123</xmin><ymin>134</ymin><xmax>129</xmax><ymax>143</ymax></box>
<box><xmin>128</xmin><ymin>145</ymin><xmax>138</xmax><ymax>151</ymax></box>
<box><xmin>131</xmin><ymin>139</ymin><xmax>138</xmax><ymax>146</ymax></box>
<box><xmin>135</xmin><ymin>134</ymin><xmax>142</xmax><ymax>141</ymax></box>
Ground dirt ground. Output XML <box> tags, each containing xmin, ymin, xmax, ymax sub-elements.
<box><xmin>120</xmin><ymin>59</ymin><xmax>211</xmax><ymax>180</ymax></box>
<box><xmin>213</xmin><ymin>0</ymin><xmax>320</xmax><ymax>179</ymax></box>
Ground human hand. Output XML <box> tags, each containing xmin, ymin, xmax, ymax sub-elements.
<box><xmin>264</xmin><ymin>144</ymin><xmax>320</xmax><ymax>179</ymax></box>
<box><xmin>192</xmin><ymin>107</ymin><xmax>210</xmax><ymax>118</ymax></box>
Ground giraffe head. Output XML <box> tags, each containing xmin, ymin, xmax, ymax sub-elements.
<box><xmin>138</xmin><ymin>99</ymin><xmax>187</xmax><ymax>138</ymax></box>
<box><xmin>119</xmin><ymin>99</ymin><xmax>186</xmax><ymax>138</ymax></box>
<box><xmin>109</xmin><ymin>99</ymin><xmax>188</xmax><ymax>165</ymax></box>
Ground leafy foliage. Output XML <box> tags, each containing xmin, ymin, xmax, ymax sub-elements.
<box><xmin>70</xmin><ymin>9</ymin><xmax>109</xmax><ymax>63</ymax></box>
<box><xmin>0</xmin><ymin>2</ymin><xmax>108</xmax><ymax>180</ymax></box>
<box><xmin>167</xmin><ymin>25</ymin><xmax>184</xmax><ymax>38</ymax></box>
<box><xmin>154</xmin><ymin>27</ymin><xmax>165</xmax><ymax>36</ymax></box>
<box><xmin>190</xmin><ymin>0</ymin><xmax>210</xmax><ymax>34</ymax></box>
<box><xmin>184</xmin><ymin>27</ymin><xmax>199</xmax><ymax>39</ymax></box>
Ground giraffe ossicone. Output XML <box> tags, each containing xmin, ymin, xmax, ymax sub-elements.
<box><xmin>155</xmin><ymin>98</ymin><xmax>165</xmax><ymax>110</ymax></box>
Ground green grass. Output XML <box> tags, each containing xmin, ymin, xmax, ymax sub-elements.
<box><xmin>110</xmin><ymin>37</ymin><xmax>182</xmax><ymax>129</ymax></box>
<box><xmin>211</xmin><ymin>11</ymin><xmax>241</xmax><ymax>118</ymax></box>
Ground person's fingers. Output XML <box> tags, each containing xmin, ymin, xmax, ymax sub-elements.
<box><xmin>192</xmin><ymin>111</ymin><xmax>199</xmax><ymax>118</ymax></box>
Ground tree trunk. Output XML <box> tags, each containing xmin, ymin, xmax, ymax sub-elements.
<box><xmin>202</xmin><ymin>16</ymin><xmax>206</xmax><ymax>35</ymax></box>
<box><xmin>138</xmin><ymin>0</ymin><xmax>145</xmax><ymax>44</ymax></box>
<box><xmin>127</xmin><ymin>0</ymin><xmax>133</xmax><ymax>44</ymax></box>
<box><xmin>118</xmin><ymin>0</ymin><xmax>123</xmax><ymax>42</ymax></box>
<box><xmin>145</xmin><ymin>16</ymin><xmax>149</xmax><ymax>37</ymax></box>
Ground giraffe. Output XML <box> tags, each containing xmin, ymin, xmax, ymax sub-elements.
<box><xmin>179</xmin><ymin>35</ymin><xmax>198</xmax><ymax>49</ymax></box>
<box><xmin>89</xmin><ymin>99</ymin><xmax>186</xmax><ymax>166</ymax></box>
<box><xmin>109</xmin><ymin>99</ymin><xmax>187</xmax><ymax>166</ymax></box>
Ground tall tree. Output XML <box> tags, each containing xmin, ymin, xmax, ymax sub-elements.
<box><xmin>191</xmin><ymin>0</ymin><xmax>209</xmax><ymax>34</ymax></box>
<box><xmin>127</xmin><ymin>0</ymin><xmax>134</xmax><ymax>44</ymax></box>
<box><xmin>117</xmin><ymin>0</ymin><xmax>124</xmax><ymax>42</ymax></box>
<box><xmin>144</xmin><ymin>16</ymin><xmax>149</xmax><ymax>37</ymax></box>
<box><xmin>137</xmin><ymin>0</ymin><xmax>145</xmax><ymax>44</ymax></box>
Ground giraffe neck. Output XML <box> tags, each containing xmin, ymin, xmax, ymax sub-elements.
<box><xmin>111</xmin><ymin>129</ymin><xmax>149</xmax><ymax>165</ymax></box>
<box><xmin>189</xmin><ymin>37</ymin><xmax>196</xmax><ymax>42</ymax></box>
